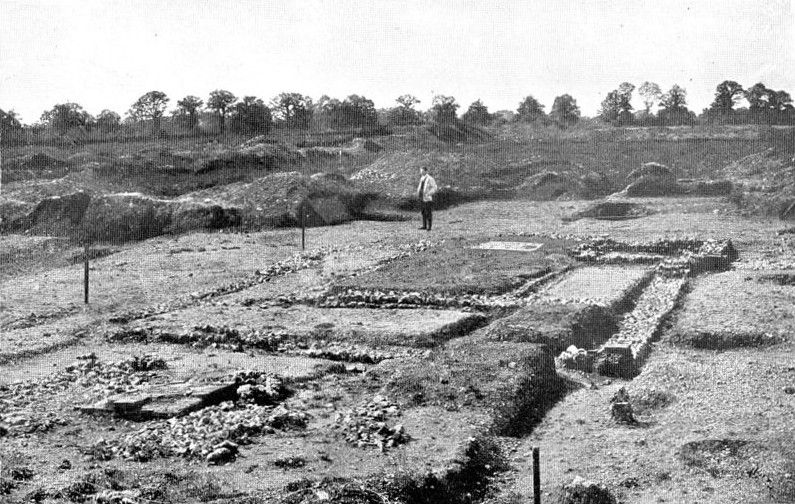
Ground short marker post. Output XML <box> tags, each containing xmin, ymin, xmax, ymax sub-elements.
<box><xmin>533</xmin><ymin>446</ymin><xmax>541</xmax><ymax>504</ymax></box>
<box><xmin>301</xmin><ymin>203</ymin><xmax>306</xmax><ymax>250</ymax></box>
<box><xmin>83</xmin><ymin>241</ymin><xmax>90</xmax><ymax>304</ymax></box>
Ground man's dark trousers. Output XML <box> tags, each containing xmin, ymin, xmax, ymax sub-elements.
<box><xmin>421</xmin><ymin>201</ymin><xmax>433</xmax><ymax>230</ymax></box>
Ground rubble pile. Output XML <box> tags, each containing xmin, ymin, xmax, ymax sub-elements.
<box><xmin>569</xmin><ymin>237</ymin><xmax>737</xmax><ymax>275</ymax></box>
<box><xmin>300</xmin><ymin>343</ymin><xmax>398</xmax><ymax>364</ymax></box>
<box><xmin>655</xmin><ymin>255</ymin><xmax>693</xmax><ymax>277</ymax></box>
<box><xmin>319</xmin><ymin>288</ymin><xmax>522</xmax><ymax>310</ymax></box>
<box><xmin>561</xmin><ymin>475</ymin><xmax>618</xmax><ymax>504</ymax></box>
<box><xmin>736</xmin><ymin>256</ymin><xmax>795</xmax><ymax>270</ymax></box>
<box><xmin>0</xmin><ymin>355</ymin><xmax>167</xmax><ymax>436</ymax></box>
<box><xmin>556</xmin><ymin>345</ymin><xmax>595</xmax><ymax>372</ymax></box>
<box><xmin>88</xmin><ymin>402</ymin><xmax>308</xmax><ymax>463</ymax></box>
<box><xmin>159</xmin><ymin>325</ymin><xmax>290</xmax><ymax>351</ymax></box>
<box><xmin>582</xmin><ymin>251</ymin><xmax>667</xmax><ymax>265</ymax></box>
<box><xmin>597</xmin><ymin>276</ymin><xmax>686</xmax><ymax>377</ymax></box>
<box><xmin>567</xmin><ymin>237</ymin><xmax>705</xmax><ymax>261</ymax></box>
<box><xmin>109</xmin><ymin>325</ymin><xmax>404</xmax><ymax>363</ymax></box>
<box><xmin>610</xmin><ymin>387</ymin><xmax>636</xmax><ymax>424</ymax></box>
<box><xmin>109</xmin><ymin>324</ymin><xmax>291</xmax><ymax>351</ymax></box>
<box><xmin>233</xmin><ymin>370</ymin><xmax>287</xmax><ymax>405</ymax></box>
<box><xmin>334</xmin><ymin>395</ymin><xmax>408</xmax><ymax>451</ymax></box>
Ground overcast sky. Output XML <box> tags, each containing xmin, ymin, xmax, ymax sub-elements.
<box><xmin>1</xmin><ymin>0</ymin><xmax>793</xmax><ymax>123</ymax></box>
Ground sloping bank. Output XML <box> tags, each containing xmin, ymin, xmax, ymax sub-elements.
<box><xmin>1</xmin><ymin>172</ymin><xmax>374</xmax><ymax>242</ymax></box>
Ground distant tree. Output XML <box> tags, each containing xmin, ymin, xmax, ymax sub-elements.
<box><xmin>396</xmin><ymin>94</ymin><xmax>420</xmax><ymax>110</ymax></box>
<box><xmin>430</xmin><ymin>95</ymin><xmax>459</xmax><ymax>124</ymax></box>
<box><xmin>745</xmin><ymin>83</ymin><xmax>770</xmax><ymax>122</ymax></box>
<box><xmin>229</xmin><ymin>96</ymin><xmax>272</xmax><ymax>134</ymax></box>
<box><xmin>175</xmin><ymin>95</ymin><xmax>204</xmax><ymax>129</ymax></box>
<box><xmin>339</xmin><ymin>94</ymin><xmax>378</xmax><ymax>128</ymax></box>
<box><xmin>599</xmin><ymin>90</ymin><xmax>622</xmax><ymax>124</ymax></box>
<box><xmin>599</xmin><ymin>82</ymin><xmax>635</xmax><ymax>125</ymax></box>
<box><xmin>0</xmin><ymin>108</ymin><xmax>21</xmax><ymax>130</ymax></box>
<box><xmin>767</xmin><ymin>89</ymin><xmax>794</xmax><ymax>123</ymax></box>
<box><xmin>128</xmin><ymin>91</ymin><xmax>169</xmax><ymax>136</ymax></box>
<box><xmin>41</xmin><ymin>102</ymin><xmax>92</xmax><ymax>135</ymax></box>
<box><xmin>312</xmin><ymin>95</ymin><xmax>343</xmax><ymax>130</ymax></box>
<box><xmin>388</xmin><ymin>94</ymin><xmax>422</xmax><ymax>125</ymax></box>
<box><xmin>516</xmin><ymin>95</ymin><xmax>545</xmax><ymax>122</ymax></box>
<box><xmin>660</xmin><ymin>84</ymin><xmax>687</xmax><ymax>110</ymax></box>
<box><xmin>709</xmin><ymin>80</ymin><xmax>744</xmax><ymax>115</ymax></box>
<box><xmin>493</xmin><ymin>110</ymin><xmax>516</xmax><ymax>123</ymax></box>
<box><xmin>269</xmin><ymin>92</ymin><xmax>313</xmax><ymax>129</ymax></box>
<box><xmin>207</xmin><ymin>89</ymin><xmax>237</xmax><ymax>133</ymax></box>
<box><xmin>658</xmin><ymin>85</ymin><xmax>695</xmax><ymax>125</ymax></box>
<box><xmin>461</xmin><ymin>99</ymin><xmax>492</xmax><ymax>125</ymax></box>
<box><xmin>638</xmin><ymin>81</ymin><xmax>662</xmax><ymax>114</ymax></box>
<box><xmin>0</xmin><ymin>108</ymin><xmax>22</xmax><ymax>144</ymax></box>
<box><xmin>550</xmin><ymin>94</ymin><xmax>580</xmax><ymax>126</ymax></box>
<box><xmin>96</xmin><ymin>109</ymin><xmax>121</xmax><ymax>132</ymax></box>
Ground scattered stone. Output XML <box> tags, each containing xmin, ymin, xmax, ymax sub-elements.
<box><xmin>77</xmin><ymin>380</ymin><xmax>240</xmax><ymax>420</ymax></box>
<box><xmin>569</xmin><ymin>237</ymin><xmax>737</xmax><ymax>276</ymax></box>
<box><xmin>58</xmin><ymin>459</ymin><xmax>72</xmax><ymax>470</ymax></box>
<box><xmin>334</xmin><ymin>395</ymin><xmax>408</xmax><ymax>451</ymax></box>
<box><xmin>610</xmin><ymin>387</ymin><xmax>636</xmax><ymax>424</ymax></box>
<box><xmin>557</xmin><ymin>345</ymin><xmax>594</xmax><ymax>372</ymax></box>
<box><xmin>597</xmin><ymin>275</ymin><xmax>687</xmax><ymax>377</ymax></box>
<box><xmin>784</xmin><ymin>386</ymin><xmax>795</xmax><ymax>394</ymax></box>
<box><xmin>110</xmin><ymin>325</ymin><xmax>415</xmax><ymax>364</ymax></box>
<box><xmin>10</xmin><ymin>467</ymin><xmax>34</xmax><ymax>481</ymax></box>
<box><xmin>234</xmin><ymin>371</ymin><xmax>286</xmax><ymax>405</ymax></box>
<box><xmin>0</xmin><ymin>355</ymin><xmax>168</xmax><ymax>434</ymax></box>
<box><xmin>300</xmin><ymin>343</ymin><xmax>396</xmax><ymax>364</ymax></box>
<box><xmin>207</xmin><ymin>445</ymin><xmax>237</xmax><ymax>465</ymax></box>
<box><xmin>94</xmin><ymin>490</ymin><xmax>141</xmax><ymax>504</ymax></box>
<box><xmin>0</xmin><ymin>479</ymin><xmax>15</xmax><ymax>495</ymax></box>
<box><xmin>88</xmin><ymin>401</ymin><xmax>307</xmax><ymax>463</ymax></box>
<box><xmin>319</xmin><ymin>287</ymin><xmax>523</xmax><ymax>310</ymax></box>
<box><xmin>274</xmin><ymin>456</ymin><xmax>306</xmax><ymax>469</ymax></box>
<box><xmin>561</xmin><ymin>475</ymin><xmax>617</xmax><ymax>504</ymax></box>
<box><xmin>595</xmin><ymin>353</ymin><xmax>634</xmax><ymax>378</ymax></box>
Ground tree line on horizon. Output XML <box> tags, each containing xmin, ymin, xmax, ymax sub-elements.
<box><xmin>1</xmin><ymin>80</ymin><xmax>793</xmax><ymax>145</ymax></box>
<box><xmin>597</xmin><ymin>80</ymin><xmax>795</xmax><ymax>127</ymax></box>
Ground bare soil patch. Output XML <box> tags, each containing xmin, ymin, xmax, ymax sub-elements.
<box><xmin>668</xmin><ymin>270</ymin><xmax>794</xmax><ymax>348</ymax></box>
<box><xmin>119</xmin><ymin>305</ymin><xmax>486</xmax><ymax>349</ymax></box>
<box><xmin>569</xmin><ymin>200</ymin><xmax>652</xmax><ymax>220</ymax></box>
<box><xmin>335</xmin><ymin>236</ymin><xmax>575</xmax><ymax>296</ymax></box>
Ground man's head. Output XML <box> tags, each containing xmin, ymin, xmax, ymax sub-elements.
<box><xmin>420</xmin><ymin>166</ymin><xmax>428</xmax><ymax>176</ymax></box>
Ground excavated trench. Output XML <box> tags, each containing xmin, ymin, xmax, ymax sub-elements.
<box><xmin>553</xmin><ymin>238</ymin><xmax>737</xmax><ymax>378</ymax></box>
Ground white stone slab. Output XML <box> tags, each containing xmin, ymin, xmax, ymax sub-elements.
<box><xmin>471</xmin><ymin>241</ymin><xmax>544</xmax><ymax>252</ymax></box>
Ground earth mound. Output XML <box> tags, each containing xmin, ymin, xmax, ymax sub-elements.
<box><xmin>723</xmin><ymin>148</ymin><xmax>795</xmax><ymax>219</ymax></box>
<box><xmin>618</xmin><ymin>162</ymin><xmax>684</xmax><ymax>197</ymax></box>
<box><xmin>626</xmin><ymin>161</ymin><xmax>674</xmax><ymax>182</ymax></box>
<box><xmin>427</xmin><ymin>120</ymin><xmax>493</xmax><ymax>143</ymax></box>
<box><xmin>569</xmin><ymin>200</ymin><xmax>652</xmax><ymax>220</ymax></box>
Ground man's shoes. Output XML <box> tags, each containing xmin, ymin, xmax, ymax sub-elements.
<box><xmin>426</xmin><ymin>227</ymin><xmax>432</xmax><ymax>231</ymax></box>
<box><xmin>418</xmin><ymin>227</ymin><xmax>427</xmax><ymax>230</ymax></box>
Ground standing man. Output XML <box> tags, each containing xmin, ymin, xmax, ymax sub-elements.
<box><xmin>417</xmin><ymin>166</ymin><xmax>438</xmax><ymax>231</ymax></box>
